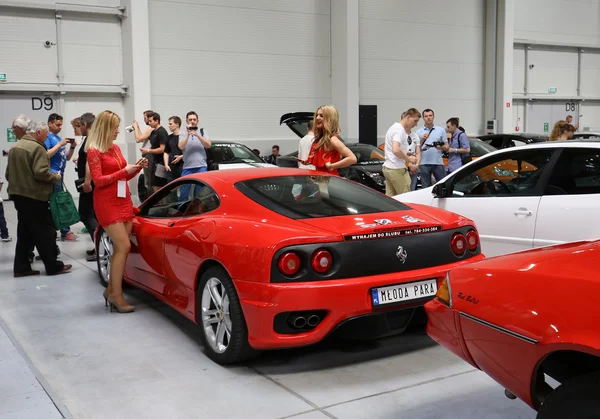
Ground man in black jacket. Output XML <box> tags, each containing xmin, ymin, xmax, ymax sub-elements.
<box><xmin>76</xmin><ymin>113</ymin><xmax>99</xmax><ymax>261</ymax></box>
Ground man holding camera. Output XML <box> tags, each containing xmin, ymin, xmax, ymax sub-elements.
<box><xmin>178</xmin><ymin>111</ymin><xmax>211</xmax><ymax>198</ymax></box>
<box><xmin>178</xmin><ymin>111</ymin><xmax>211</xmax><ymax>174</ymax></box>
<box><xmin>416</xmin><ymin>109</ymin><xmax>448</xmax><ymax>188</ymax></box>
<box><xmin>45</xmin><ymin>113</ymin><xmax>79</xmax><ymax>242</ymax></box>
<box><xmin>445</xmin><ymin>117</ymin><xmax>470</xmax><ymax>174</ymax></box>
<box><xmin>382</xmin><ymin>108</ymin><xmax>421</xmax><ymax>196</ymax></box>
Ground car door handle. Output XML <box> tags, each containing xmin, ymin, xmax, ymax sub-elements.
<box><xmin>168</xmin><ymin>222</ymin><xmax>176</xmax><ymax>227</ymax></box>
<box><xmin>514</xmin><ymin>209</ymin><xmax>532</xmax><ymax>216</ymax></box>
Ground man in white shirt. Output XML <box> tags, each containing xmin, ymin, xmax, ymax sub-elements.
<box><xmin>382</xmin><ymin>108</ymin><xmax>421</xmax><ymax>196</ymax></box>
<box><xmin>406</xmin><ymin>119</ymin><xmax>421</xmax><ymax>191</ymax></box>
<box><xmin>297</xmin><ymin>119</ymin><xmax>315</xmax><ymax>169</ymax></box>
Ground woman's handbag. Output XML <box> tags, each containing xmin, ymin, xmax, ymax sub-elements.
<box><xmin>154</xmin><ymin>163</ymin><xmax>167</xmax><ymax>179</ymax></box>
<box><xmin>49</xmin><ymin>181</ymin><xmax>81</xmax><ymax>230</ymax></box>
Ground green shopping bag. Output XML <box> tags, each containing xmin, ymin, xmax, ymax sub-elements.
<box><xmin>50</xmin><ymin>182</ymin><xmax>81</xmax><ymax>230</ymax></box>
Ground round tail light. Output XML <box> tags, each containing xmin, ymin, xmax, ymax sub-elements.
<box><xmin>311</xmin><ymin>249</ymin><xmax>333</xmax><ymax>273</ymax></box>
<box><xmin>466</xmin><ymin>229</ymin><xmax>479</xmax><ymax>251</ymax></box>
<box><xmin>450</xmin><ymin>233</ymin><xmax>467</xmax><ymax>256</ymax></box>
<box><xmin>278</xmin><ymin>252</ymin><xmax>301</xmax><ymax>276</ymax></box>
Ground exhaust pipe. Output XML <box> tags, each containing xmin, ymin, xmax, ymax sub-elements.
<box><xmin>307</xmin><ymin>314</ymin><xmax>320</xmax><ymax>327</ymax></box>
<box><xmin>292</xmin><ymin>316</ymin><xmax>307</xmax><ymax>329</ymax></box>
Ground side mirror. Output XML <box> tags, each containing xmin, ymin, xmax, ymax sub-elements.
<box><xmin>432</xmin><ymin>183</ymin><xmax>448</xmax><ymax>198</ymax></box>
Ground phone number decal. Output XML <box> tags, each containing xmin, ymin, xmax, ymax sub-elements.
<box><xmin>345</xmin><ymin>226</ymin><xmax>442</xmax><ymax>241</ymax></box>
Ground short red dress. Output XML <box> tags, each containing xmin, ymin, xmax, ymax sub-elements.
<box><xmin>88</xmin><ymin>144</ymin><xmax>141</xmax><ymax>227</ymax></box>
<box><xmin>307</xmin><ymin>141</ymin><xmax>341</xmax><ymax>175</ymax></box>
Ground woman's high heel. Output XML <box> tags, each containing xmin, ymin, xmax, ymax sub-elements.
<box><xmin>103</xmin><ymin>289</ymin><xmax>109</xmax><ymax>307</ymax></box>
<box><xmin>107</xmin><ymin>295</ymin><xmax>135</xmax><ymax>313</ymax></box>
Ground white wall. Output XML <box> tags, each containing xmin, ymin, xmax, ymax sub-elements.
<box><xmin>61</xmin><ymin>14</ymin><xmax>123</xmax><ymax>86</ymax></box>
<box><xmin>0</xmin><ymin>9</ymin><xmax>58</xmax><ymax>84</ymax></box>
<box><xmin>511</xmin><ymin>0</ymin><xmax>600</xmax><ymax>133</ymax></box>
<box><xmin>147</xmin><ymin>0</ymin><xmax>331</xmax><ymax>155</ymax></box>
<box><xmin>0</xmin><ymin>5</ymin><xmax>123</xmax><ymax>88</ymax></box>
<box><xmin>581</xmin><ymin>51</ymin><xmax>600</xmax><ymax>98</ymax></box>
<box><xmin>514</xmin><ymin>0</ymin><xmax>600</xmax><ymax>46</ymax></box>
<box><xmin>20</xmin><ymin>0</ymin><xmax>119</xmax><ymax>4</ymax></box>
<box><xmin>358</xmin><ymin>0</ymin><xmax>486</xmax><ymax>140</ymax></box>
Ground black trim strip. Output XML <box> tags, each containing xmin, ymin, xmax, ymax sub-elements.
<box><xmin>459</xmin><ymin>312</ymin><xmax>538</xmax><ymax>345</ymax></box>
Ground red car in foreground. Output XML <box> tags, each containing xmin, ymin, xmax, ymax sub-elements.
<box><xmin>96</xmin><ymin>168</ymin><xmax>484</xmax><ymax>364</ymax></box>
<box><xmin>426</xmin><ymin>240</ymin><xmax>600</xmax><ymax>419</ymax></box>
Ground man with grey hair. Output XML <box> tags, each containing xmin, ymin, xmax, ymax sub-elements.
<box><xmin>12</xmin><ymin>114</ymin><xmax>30</xmax><ymax>140</ymax></box>
<box><xmin>6</xmin><ymin>120</ymin><xmax>72</xmax><ymax>277</ymax></box>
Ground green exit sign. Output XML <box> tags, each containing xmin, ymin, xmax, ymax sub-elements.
<box><xmin>0</xmin><ymin>73</ymin><xmax>6</xmax><ymax>82</ymax></box>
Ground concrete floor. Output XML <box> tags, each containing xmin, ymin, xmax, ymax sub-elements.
<box><xmin>0</xmin><ymin>200</ymin><xmax>536</xmax><ymax>419</ymax></box>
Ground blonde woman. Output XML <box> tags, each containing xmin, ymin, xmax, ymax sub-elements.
<box><xmin>549</xmin><ymin>121</ymin><xmax>575</xmax><ymax>141</ymax></box>
<box><xmin>86</xmin><ymin>111</ymin><xmax>147</xmax><ymax>313</ymax></box>
<box><xmin>301</xmin><ymin>105</ymin><xmax>356</xmax><ymax>174</ymax></box>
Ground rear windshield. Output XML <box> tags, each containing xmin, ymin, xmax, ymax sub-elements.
<box><xmin>236</xmin><ymin>175</ymin><xmax>409</xmax><ymax>219</ymax></box>
<box><xmin>210</xmin><ymin>143</ymin><xmax>264</xmax><ymax>164</ymax></box>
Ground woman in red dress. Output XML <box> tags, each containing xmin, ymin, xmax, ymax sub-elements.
<box><xmin>302</xmin><ymin>105</ymin><xmax>356</xmax><ymax>173</ymax></box>
<box><xmin>86</xmin><ymin>110</ymin><xmax>147</xmax><ymax>313</ymax></box>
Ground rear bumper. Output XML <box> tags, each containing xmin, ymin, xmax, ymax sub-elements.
<box><xmin>235</xmin><ymin>254</ymin><xmax>485</xmax><ymax>350</ymax></box>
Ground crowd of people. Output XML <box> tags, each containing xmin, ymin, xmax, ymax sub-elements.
<box><xmin>0</xmin><ymin>107</ymin><xmax>229</xmax><ymax>313</ymax></box>
<box><xmin>0</xmin><ymin>104</ymin><xmax>584</xmax><ymax>315</ymax></box>
<box><xmin>132</xmin><ymin>110</ymin><xmax>211</xmax><ymax>200</ymax></box>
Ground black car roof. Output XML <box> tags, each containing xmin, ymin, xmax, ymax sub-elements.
<box><xmin>477</xmin><ymin>133</ymin><xmax>548</xmax><ymax>140</ymax></box>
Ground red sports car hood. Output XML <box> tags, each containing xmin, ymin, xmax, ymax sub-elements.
<box><xmin>297</xmin><ymin>209</ymin><xmax>444</xmax><ymax>238</ymax></box>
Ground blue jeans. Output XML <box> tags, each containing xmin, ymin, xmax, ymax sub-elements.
<box><xmin>180</xmin><ymin>166</ymin><xmax>207</xmax><ymax>199</ymax></box>
<box><xmin>53</xmin><ymin>179</ymin><xmax>70</xmax><ymax>237</ymax></box>
<box><xmin>410</xmin><ymin>172</ymin><xmax>419</xmax><ymax>191</ymax></box>
<box><xmin>418</xmin><ymin>164</ymin><xmax>447</xmax><ymax>188</ymax></box>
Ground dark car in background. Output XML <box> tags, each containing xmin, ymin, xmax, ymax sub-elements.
<box><xmin>476</xmin><ymin>133</ymin><xmax>548</xmax><ymax>149</ymax></box>
<box><xmin>138</xmin><ymin>141</ymin><xmax>274</xmax><ymax>201</ymax></box>
<box><xmin>278</xmin><ymin>112</ymin><xmax>386</xmax><ymax>192</ymax></box>
<box><xmin>572</xmin><ymin>131</ymin><xmax>600</xmax><ymax>140</ymax></box>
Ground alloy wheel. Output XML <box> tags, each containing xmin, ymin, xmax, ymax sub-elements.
<box><xmin>201</xmin><ymin>277</ymin><xmax>232</xmax><ymax>354</ymax></box>
<box><xmin>98</xmin><ymin>232</ymin><xmax>113</xmax><ymax>285</ymax></box>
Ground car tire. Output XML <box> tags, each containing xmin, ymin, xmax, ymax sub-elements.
<box><xmin>137</xmin><ymin>173</ymin><xmax>147</xmax><ymax>202</ymax></box>
<box><xmin>96</xmin><ymin>227</ymin><xmax>112</xmax><ymax>288</ymax></box>
<box><xmin>197</xmin><ymin>266</ymin><xmax>254</xmax><ymax>364</ymax></box>
<box><xmin>536</xmin><ymin>372</ymin><xmax>600</xmax><ymax>419</ymax></box>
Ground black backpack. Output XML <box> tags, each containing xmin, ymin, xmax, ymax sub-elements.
<box><xmin>458</xmin><ymin>131</ymin><xmax>471</xmax><ymax>165</ymax></box>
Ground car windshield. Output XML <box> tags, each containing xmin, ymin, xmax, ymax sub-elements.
<box><xmin>236</xmin><ymin>175</ymin><xmax>409</xmax><ymax>218</ymax></box>
<box><xmin>350</xmin><ymin>144</ymin><xmax>385</xmax><ymax>164</ymax></box>
<box><xmin>210</xmin><ymin>143</ymin><xmax>264</xmax><ymax>164</ymax></box>
<box><xmin>469</xmin><ymin>138</ymin><xmax>497</xmax><ymax>157</ymax></box>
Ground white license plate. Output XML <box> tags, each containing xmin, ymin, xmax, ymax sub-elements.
<box><xmin>371</xmin><ymin>279</ymin><xmax>438</xmax><ymax>307</ymax></box>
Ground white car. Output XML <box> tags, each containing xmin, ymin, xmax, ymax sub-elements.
<box><xmin>394</xmin><ymin>141</ymin><xmax>600</xmax><ymax>257</ymax></box>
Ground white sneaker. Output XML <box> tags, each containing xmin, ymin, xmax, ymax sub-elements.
<box><xmin>1</xmin><ymin>237</ymin><xmax>12</xmax><ymax>242</ymax></box>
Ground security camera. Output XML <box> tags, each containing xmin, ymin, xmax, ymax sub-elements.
<box><xmin>44</xmin><ymin>41</ymin><xmax>52</xmax><ymax>48</ymax></box>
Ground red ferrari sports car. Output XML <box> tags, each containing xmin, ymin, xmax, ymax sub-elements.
<box><xmin>96</xmin><ymin>168</ymin><xmax>484</xmax><ymax>364</ymax></box>
<box><xmin>426</xmin><ymin>240</ymin><xmax>600</xmax><ymax>419</ymax></box>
